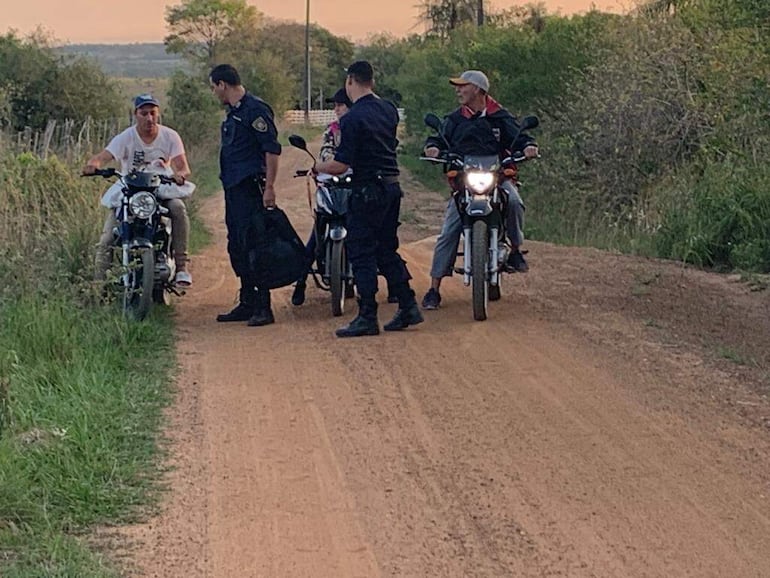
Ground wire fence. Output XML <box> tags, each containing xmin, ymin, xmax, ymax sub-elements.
<box><xmin>0</xmin><ymin>117</ymin><xmax>130</xmax><ymax>161</ymax></box>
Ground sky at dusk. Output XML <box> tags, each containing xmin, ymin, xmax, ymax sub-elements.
<box><xmin>3</xmin><ymin>0</ymin><xmax>626</xmax><ymax>44</ymax></box>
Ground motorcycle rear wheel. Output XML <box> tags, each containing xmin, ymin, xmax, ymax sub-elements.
<box><xmin>124</xmin><ymin>248</ymin><xmax>154</xmax><ymax>321</ymax></box>
<box><xmin>471</xmin><ymin>220</ymin><xmax>489</xmax><ymax>321</ymax></box>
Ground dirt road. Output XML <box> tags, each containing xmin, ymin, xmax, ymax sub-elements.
<box><xmin>122</xmin><ymin>144</ymin><xmax>770</xmax><ymax>577</ymax></box>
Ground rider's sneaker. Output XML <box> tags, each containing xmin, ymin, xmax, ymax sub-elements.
<box><xmin>383</xmin><ymin>303</ymin><xmax>424</xmax><ymax>331</ymax></box>
<box><xmin>421</xmin><ymin>288</ymin><xmax>442</xmax><ymax>310</ymax></box>
<box><xmin>175</xmin><ymin>270</ymin><xmax>192</xmax><ymax>287</ymax></box>
<box><xmin>291</xmin><ymin>280</ymin><xmax>306</xmax><ymax>306</ymax></box>
<box><xmin>247</xmin><ymin>307</ymin><xmax>275</xmax><ymax>327</ymax></box>
<box><xmin>507</xmin><ymin>250</ymin><xmax>529</xmax><ymax>273</ymax></box>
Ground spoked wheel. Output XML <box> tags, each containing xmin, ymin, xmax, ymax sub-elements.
<box><xmin>471</xmin><ymin>220</ymin><xmax>489</xmax><ymax>321</ymax></box>
<box><xmin>330</xmin><ymin>240</ymin><xmax>346</xmax><ymax>317</ymax></box>
<box><xmin>123</xmin><ymin>247</ymin><xmax>154</xmax><ymax>321</ymax></box>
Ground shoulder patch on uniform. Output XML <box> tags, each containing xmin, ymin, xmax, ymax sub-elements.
<box><xmin>252</xmin><ymin>116</ymin><xmax>268</xmax><ymax>132</ymax></box>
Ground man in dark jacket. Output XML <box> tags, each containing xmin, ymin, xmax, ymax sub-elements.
<box><xmin>210</xmin><ymin>64</ymin><xmax>282</xmax><ymax>326</ymax></box>
<box><xmin>421</xmin><ymin>70</ymin><xmax>538</xmax><ymax>310</ymax></box>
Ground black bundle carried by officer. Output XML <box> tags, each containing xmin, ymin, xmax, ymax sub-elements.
<box><xmin>314</xmin><ymin>61</ymin><xmax>424</xmax><ymax>338</ymax></box>
<box><xmin>209</xmin><ymin>63</ymin><xmax>291</xmax><ymax>327</ymax></box>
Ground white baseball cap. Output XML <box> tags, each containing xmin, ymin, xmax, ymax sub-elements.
<box><xmin>449</xmin><ymin>70</ymin><xmax>490</xmax><ymax>92</ymax></box>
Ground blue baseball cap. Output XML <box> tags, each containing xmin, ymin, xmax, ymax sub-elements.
<box><xmin>134</xmin><ymin>94</ymin><xmax>160</xmax><ymax>110</ymax></box>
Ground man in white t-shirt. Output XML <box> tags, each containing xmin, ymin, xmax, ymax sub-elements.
<box><xmin>84</xmin><ymin>94</ymin><xmax>193</xmax><ymax>286</ymax></box>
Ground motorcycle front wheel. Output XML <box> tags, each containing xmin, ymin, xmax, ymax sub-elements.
<box><xmin>471</xmin><ymin>220</ymin><xmax>489</xmax><ymax>321</ymax></box>
<box><xmin>330</xmin><ymin>240</ymin><xmax>346</xmax><ymax>317</ymax></box>
<box><xmin>123</xmin><ymin>247</ymin><xmax>154</xmax><ymax>321</ymax></box>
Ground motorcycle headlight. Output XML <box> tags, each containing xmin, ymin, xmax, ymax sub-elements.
<box><xmin>465</xmin><ymin>171</ymin><xmax>495</xmax><ymax>194</ymax></box>
<box><xmin>129</xmin><ymin>192</ymin><xmax>157</xmax><ymax>219</ymax></box>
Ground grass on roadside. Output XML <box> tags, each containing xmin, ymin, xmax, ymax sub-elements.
<box><xmin>0</xmin><ymin>297</ymin><xmax>173</xmax><ymax>577</ymax></box>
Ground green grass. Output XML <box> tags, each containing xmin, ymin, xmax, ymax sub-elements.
<box><xmin>278</xmin><ymin>123</ymin><xmax>323</xmax><ymax>148</ymax></box>
<box><xmin>187</xmin><ymin>148</ymin><xmax>220</xmax><ymax>254</ymax></box>
<box><xmin>398</xmin><ymin>139</ymin><xmax>447</xmax><ymax>194</ymax></box>
<box><xmin>716</xmin><ymin>345</ymin><xmax>756</xmax><ymax>367</ymax></box>
<box><xmin>0</xmin><ymin>142</ymin><xmax>203</xmax><ymax>576</ymax></box>
<box><xmin>0</xmin><ymin>297</ymin><xmax>174</xmax><ymax>576</ymax></box>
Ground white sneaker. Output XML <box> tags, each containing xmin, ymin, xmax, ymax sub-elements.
<box><xmin>175</xmin><ymin>270</ymin><xmax>193</xmax><ymax>287</ymax></box>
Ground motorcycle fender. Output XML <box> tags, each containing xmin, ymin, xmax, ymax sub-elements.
<box><xmin>329</xmin><ymin>226</ymin><xmax>347</xmax><ymax>242</ymax></box>
<box><xmin>129</xmin><ymin>237</ymin><xmax>153</xmax><ymax>250</ymax></box>
<box><xmin>467</xmin><ymin>199</ymin><xmax>492</xmax><ymax>217</ymax></box>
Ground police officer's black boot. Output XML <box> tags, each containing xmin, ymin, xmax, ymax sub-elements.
<box><xmin>384</xmin><ymin>289</ymin><xmax>424</xmax><ymax>331</ymax></box>
<box><xmin>248</xmin><ymin>289</ymin><xmax>275</xmax><ymax>327</ymax></box>
<box><xmin>335</xmin><ymin>298</ymin><xmax>379</xmax><ymax>338</ymax></box>
<box><xmin>216</xmin><ymin>285</ymin><xmax>257</xmax><ymax>322</ymax></box>
<box><xmin>291</xmin><ymin>277</ymin><xmax>307</xmax><ymax>306</ymax></box>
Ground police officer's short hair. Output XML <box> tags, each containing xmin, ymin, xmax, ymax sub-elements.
<box><xmin>346</xmin><ymin>61</ymin><xmax>374</xmax><ymax>86</ymax></box>
<box><xmin>210</xmin><ymin>64</ymin><xmax>241</xmax><ymax>87</ymax></box>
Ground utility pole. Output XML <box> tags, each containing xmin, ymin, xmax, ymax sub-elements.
<box><xmin>477</xmin><ymin>0</ymin><xmax>484</xmax><ymax>26</ymax></box>
<box><xmin>304</xmin><ymin>0</ymin><xmax>311</xmax><ymax>123</ymax></box>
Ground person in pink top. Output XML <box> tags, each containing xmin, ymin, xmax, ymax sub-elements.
<box><xmin>291</xmin><ymin>87</ymin><xmax>353</xmax><ymax>306</ymax></box>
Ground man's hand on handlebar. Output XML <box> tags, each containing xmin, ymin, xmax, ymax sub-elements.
<box><xmin>524</xmin><ymin>145</ymin><xmax>539</xmax><ymax>159</ymax></box>
<box><xmin>424</xmin><ymin>146</ymin><xmax>441</xmax><ymax>158</ymax></box>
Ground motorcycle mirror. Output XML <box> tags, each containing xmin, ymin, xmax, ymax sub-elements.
<box><xmin>424</xmin><ymin>113</ymin><xmax>442</xmax><ymax>132</ymax></box>
<box><xmin>288</xmin><ymin>135</ymin><xmax>308</xmax><ymax>150</ymax></box>
<box><xmin>520</xmin><ymin>115</ymin><xmax>539</xmax><ymax>131</ymax></box>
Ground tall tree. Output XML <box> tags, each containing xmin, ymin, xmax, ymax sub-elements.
<box><xmin>418</xmin><ymin>0</ymin><xmax>479</xmax><ymax>38</ymax></box>
<box><xmin>164</xmin><ymin>0</ymin><xmax>260</xmax><ymax>66</ymax></box>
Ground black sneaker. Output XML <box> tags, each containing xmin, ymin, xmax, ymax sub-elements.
<box><xmin>216</xmin><ymin>302</ymin><xmax>254</xmax><ymax>322</ymax></box>
<box><xmin>507</xmin><ymin>250</ymin><xmax>529</xmax><ymax>273</ymax></box>
<box><xmin>247</xmin><ymin>308</ymin><xmax>275</xmax><ymax>327</ymax></box>
<box><xmin>383</xmin><ymin>303</ymin><xmax>424</xmax><ymax>331</ymax></box>
<box><xmin>291</xmin><ymin>281</ymin><xmax>306</xmax><ymax>306</ymax></box>
<box><xmin>421</xmin><ymin>288</ymin><xmax>441</xmax><ymax>310</ymax></box>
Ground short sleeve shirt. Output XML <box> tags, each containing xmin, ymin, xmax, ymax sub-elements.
<box><xmin>106</xmin><ymin>125</ymin><xmax>185</xmax><ymax>175</ymax></box>
<box><xmin>334</xmin><ymin>94</ymin><xmax>399</xmax><ymax>184</ymax></box>
<box><xmin>219</xmin><ymin>92</ymin><xmax>282</xmax><ymax>189</ymax></box>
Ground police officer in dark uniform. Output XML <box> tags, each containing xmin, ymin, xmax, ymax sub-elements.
<box><xmin>209</xmin><ymin>64</ymin><xmax>282</xmax><ymax>327</ymax></box>
<box><xmin>314</xmin><ymin>61</ymin><xmax>423</xmax><ymax>338</ymax></box>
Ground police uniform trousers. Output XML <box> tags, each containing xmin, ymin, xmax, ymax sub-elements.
<box><xmin>223</xmin><ymin>176</ymin><xmax>270</xmax><ymax>308</ymax></box>
<box><xmin>346</xmin><ymin>181</ymin><xmax>412</xmax><ymax>305</ymax></box>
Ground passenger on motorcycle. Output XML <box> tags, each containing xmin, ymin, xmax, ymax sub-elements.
<box><xmin>291</xmin><ymin>87</ymin><xmax>352</xmax><ymax>306</ymax></box>
<box><xmin>421</xmin><ymin>70</ymin><xmax>538</xmax><ymax>310</ymax></box>
<box><xmin>84</xmin><ymin>94</ymin><xmax>193</xmax><ymax>286</ymax></box>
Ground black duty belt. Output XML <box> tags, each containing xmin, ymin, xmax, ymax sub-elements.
<box><xmin>357</xmin><ymin>175</ymin><xmax>399</xmax><ymax>186</ymax></box>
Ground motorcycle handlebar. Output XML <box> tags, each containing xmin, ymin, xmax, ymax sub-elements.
<box><xmin>294</xmin><ymin>169</ymin><xmax>311</xmax><ymax>177</ymax></box>
<box><xmin>82</xmin><ymin>168</ymin><xmax>117</xmax><ymax>178</ymax></box>
<box><xmin>81</xmin><ymin>169</ymin><xmax>177</xmax><ymax>184</ymax></box>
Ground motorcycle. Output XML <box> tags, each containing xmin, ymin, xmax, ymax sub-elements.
<box><xmin>86</xmin><ymin>168</ymin><xmax>185</xmax><ymax>320</ymax></box>
<box><xmin>421</xmin><ymin>113</ymin><xmax>539</xmax><ymax>321</ymax></box>
<box><xmin>289</xmin><ymin>134</ymin><xmax>356</xmax><ymax>317</ymax></box>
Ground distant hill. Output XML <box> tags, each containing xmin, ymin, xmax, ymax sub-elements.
<box><xmin>56</xmin><ymin>43</ymin><xmax>187</xmax><ymax>78</ymax></box>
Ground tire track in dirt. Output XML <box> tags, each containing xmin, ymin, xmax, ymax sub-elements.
<box><xmin>118</xmin><ymin>143</ymin><xmax>770</xmax><ymax>577</ymax></box>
